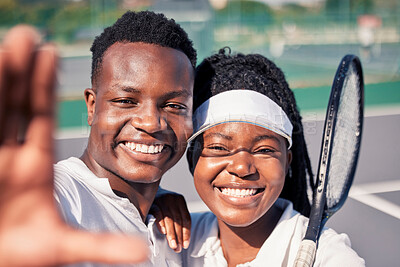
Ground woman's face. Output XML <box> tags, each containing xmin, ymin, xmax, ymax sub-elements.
<box><xmin>191</xmin><ymin>122</ymin><xmax>291</xmax><ymax>227</ymax></box>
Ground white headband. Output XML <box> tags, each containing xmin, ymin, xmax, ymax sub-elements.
<box><xmin>188</xmin><ymin>89</ymin><xmax>293</xmax><ymax>148</ymax></box>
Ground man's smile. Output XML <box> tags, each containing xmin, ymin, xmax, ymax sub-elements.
<box><xmin>122</xmin><ymin>141</ymin><xmax>165</xmax><ymax>154</ymax></box>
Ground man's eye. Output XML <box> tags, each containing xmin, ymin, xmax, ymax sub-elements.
<box><xmin>112</xmin><ymin>99</ymin><xmax>136</xmax><ymax>105</ymax></box>
<box><xmin>119</xmin><ymin>100</ymin><xmax>132</xmax><ymax>104</ymax></box>
<box><xmin>165</xmin><ymin>103</ymin><xmax>186</xmax><ymax>110</ymax></box>
<box><xmin>164</xmin><ymin>103</ymin><xmax>188</xmax><ymax>114</ymax></box>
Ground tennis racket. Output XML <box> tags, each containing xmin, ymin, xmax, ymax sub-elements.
<box><xmin>293</xmin><ymin>54</ymin><xmax>364</xmax><ymax>267</ymax></box>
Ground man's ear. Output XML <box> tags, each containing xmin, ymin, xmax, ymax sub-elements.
<box><xmin>84</xmin><ymin>88</ymin><xmax>96</xmax><ymax>126</ymax></box>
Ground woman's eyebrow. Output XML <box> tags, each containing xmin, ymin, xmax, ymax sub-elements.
<box><xmin>203</xmin><ymin>132</ymin><xmax>232</xmax><ymax>141</ymax></box>
<box><xmin>254</xmin><ymin>134</ymin><xmax>281</xmax><ymax>144</ymax></box>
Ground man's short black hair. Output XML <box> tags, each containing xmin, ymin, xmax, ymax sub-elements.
<box><xmin>90</xmin><ymin>10</ymin><xmax>197</xmax><ymax>83</ymax></box>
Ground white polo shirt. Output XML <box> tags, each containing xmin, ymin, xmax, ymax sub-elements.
<box><xmin>53</xmin><ymin>157</ymin><xmax>181</xmax><ymax>267</ymax></box>
<box><xmin>183</xmin><ymin>198</ymin><xmax>365</xmax><ymax>267</ymax></box>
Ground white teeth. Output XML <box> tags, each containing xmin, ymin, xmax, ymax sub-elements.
<box><xmin>124</xmin><ymin>142</ymin><xmax>164</xmax><ymax>154</ymax></box>
<box><xmin>141</xmin><ymin>145</ymin><xmax>148</xmax><ymax>153</ymax></box>
<box><xmin>220</xmin><ymin>187</ymin><xmax>258</xmax><ymax>198</ymax></box>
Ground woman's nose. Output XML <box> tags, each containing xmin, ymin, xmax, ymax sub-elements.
<box><xmin>226</xmin><ymin>151</ymin><xmax>257</xmax><ymax>178</ymax></box>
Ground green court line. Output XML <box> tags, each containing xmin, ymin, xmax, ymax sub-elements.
<box><xmin>57</xmin><ymin>81</ymin><xmax>400</xmax><ymax>129</ymax></box>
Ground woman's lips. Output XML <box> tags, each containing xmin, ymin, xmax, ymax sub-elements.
<box><xmin>219</xmin><ymin>187</ymin><xmax>259</xmax><ymax>198</ymax></box>
<box><xmin>214</xmin><ymin>186</ymin><xmax>265</xmax><ymax>205</ymax></box>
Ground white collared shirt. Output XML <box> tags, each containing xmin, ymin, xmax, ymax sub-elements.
<box><xmin>183</xmin><ymin>198</ymin><xmax>365</xmax><ymax>267</ymax></box>
<box><xmin>53</xmin><ymin>157</ymin><xmax>181</xmax><ymax>267</ymax></box>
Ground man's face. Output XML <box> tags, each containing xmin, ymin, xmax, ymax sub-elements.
<box><xmin>85</xmin><ymin>42</ymin><xmax>194</xmax><ymax>183</ymax></box>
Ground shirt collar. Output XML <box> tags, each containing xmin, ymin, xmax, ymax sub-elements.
<box><xmin>190</xmin><ymin>212</ymin><xmax>221</xmax><ymax>258</ymax></box>
<box><xmin>189</xmin><ymin>198</ymin><xmax>300</xmax><ymax>266</ymax></box>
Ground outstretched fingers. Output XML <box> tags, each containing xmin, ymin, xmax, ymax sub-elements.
<box><xmin>0</xmin><ymin>25</ymin><xmax>41</xmax><ymax>145</ymax></box>
<box><xmin>26</xmin><ymin>43</ymin><xmax>58</xmax><ymax>152</ymax></box>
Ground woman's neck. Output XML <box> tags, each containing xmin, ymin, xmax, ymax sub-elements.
<box><xmin>217</xmin><ymin>204</ymin><xmax>283</xmax><ymax>267</ymax></box>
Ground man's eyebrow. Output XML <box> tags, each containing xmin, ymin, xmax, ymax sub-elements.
<box><xmin>111</xmin><ymin>86</ymin><xmax>192</xmax><ymax>98</ymax></box>
<box><xmin>108</xmin><ymin>85</ymin><xmax>141</xmax><ymax>94</ymax></box>
<box><xmin>120</xmin><ymin>86</ymin><xmax>140</xmax><ymax>93</ymax></box>
<box><xmin>203</xmin><ymin>132</ymin><xmax>233</xmax><ymax>141</ymax></box>
<box><xmin>162</xmin><ymin>90</ymin><xmax>193</xmax><ymax>99</ymax></box>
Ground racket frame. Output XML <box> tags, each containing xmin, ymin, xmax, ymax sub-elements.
<box><xmin>293</xmin><ymin>55</ymin><xmax>364</xmax><ymax>267</ymax></box>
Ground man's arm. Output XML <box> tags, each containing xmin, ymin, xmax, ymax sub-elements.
<box><xmin>150</xmin><ymin>187</ymin><xmax>191</xmax><ymax>253</ymax></box>
<box><xmin>0</xmin><ymin>25</ymin><xmax>148</xmax><ymax>267</ymax></box>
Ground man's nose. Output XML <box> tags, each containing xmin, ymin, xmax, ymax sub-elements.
<box><xmin>130</xmin><ymin>104</ymin><xmax>167</xmax><ymax>133</ymax></box>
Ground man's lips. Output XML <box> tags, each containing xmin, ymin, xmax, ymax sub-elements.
<box><xmin>122</xmin><ymin>141</ymin><xmax>165</xmax><ymax>154</ymax></box>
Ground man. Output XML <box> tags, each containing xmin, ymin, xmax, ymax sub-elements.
<box><xmin>0</xmin><ymin>10</ymin><xmax>196</xmax><ymax>266</ymax></box>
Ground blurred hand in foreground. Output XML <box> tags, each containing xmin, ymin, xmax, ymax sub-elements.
<box><xmin>0</xmin><ymin>25</ymin><xmax>148</xmax><ymax>267</ymax></box>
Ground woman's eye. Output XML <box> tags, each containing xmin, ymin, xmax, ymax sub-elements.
<box><xmin>202</xmin><ymin>144</ymin><xmax>230</xmax><ymax>157</ymax></box>
<box><xmin>255</xmin><ymin>148</ymin><xmax>274</xmax><ymax>154</ymax></box>
<box><xmin>209</xmin><ymin>145</ymin><xmax>227</xmax><ymax>151</ymax></box>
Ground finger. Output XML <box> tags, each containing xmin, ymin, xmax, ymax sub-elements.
<box><xmin>61</xmin><ymin>228</ymin><xmax>149</xmax><ymax>265</ymax></box>
<box><xmin>25</xmin><ymin>44</ymin><xmax>58</xmax><ymax>151</ymax></box>
<box><xmin>0</xmin><ymin>50</ymin><xmax>6</xmax><ymax>142</ymax></box>
<box><xmin>2</xmin><ymin>25</ymin><xmax>41</xmax><ymax>144</ymax></box>
<box><xmin>180</xmin><ymin>209</ymin><xmax>191</xmax><ymax>249</ymax></box>
<box><xmin>173</xmin><ymin>220</ymin><xmax>183</xmax><ymax>253</ymax></box>
<box><xmin>173</xmin><ymin>195</ymin><xmax>191</xmax><ymax>249</ymax></box>
<box><xmin>163</xmin><ymin>215</ymin><xmax>178</xmax><ymax>251</ymax></box>
<box><xmin>169</xmin><ymin>208</ymin><xmax>183</xmax><ymax>252</ymax></box>
<box><xmin>182</xmin><ymin>225</ymin><xmax>191</xmax><ymax>250</ymax></box>
<box><xmin>149</xmin><ymin>204</ymin><xmax>166</xmax><ymax>235</ymax></box>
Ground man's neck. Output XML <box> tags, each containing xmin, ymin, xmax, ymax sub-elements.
<box><xmin>108</xmin><ymin>177</ymin><xmax>160</xmax><ymax>221</ymax></box>
<box><xmin>80</xmin><ymin>150</ymin><xmax>160</xmax><ymax>222</ymax></box>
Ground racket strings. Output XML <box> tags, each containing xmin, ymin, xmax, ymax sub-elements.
<box><xmin>326</xmin><ymin>62</ymin><xmax>362</xmax><ymax>210</ymax></box>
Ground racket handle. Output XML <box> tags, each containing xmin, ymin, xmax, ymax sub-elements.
<box><xmin>293</xmin><ymin>240</ymin><xmax>317</xmax><ymax>267</ymax></box>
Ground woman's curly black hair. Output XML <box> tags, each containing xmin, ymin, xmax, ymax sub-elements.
<box><xmin>192</xmin><ymin>47</ymin><xmax>315</xmax><ymax>216</ymax></box>
<box><xmin>90</xmin><ymin>10</ymin><xmax>197</xmax><ymax>83</ymax></box>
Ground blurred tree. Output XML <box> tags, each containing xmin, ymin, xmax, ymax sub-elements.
<box><xmin>0</xmin><ymin>0</ymin><xmax>17</xmax><ymax>25</ymax></box>
<box><xmin>215</xmin><ymin>0</ymin><xmax>273</xmax><ymax>24</ymax></box>
<box><xmin>326</xmin><ymin>0</ymin><xmax>374</xmax><ymax>21</ymax></box>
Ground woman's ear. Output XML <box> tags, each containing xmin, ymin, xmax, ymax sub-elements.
<box><xmin>186</xmin><ymin>145</ymin><xmax>195</xmax><ymax>175</ymax></box>
<box><xmin>186</xmin><ymin>139</ymin><xmax>203</xmax><ymax>175</ymax></box>
<box><xmin>286</xmin><ymin>149</ymin><xmax>293</xmax><ymax>174</ymax></box>
<box><xmin>84</xmin><ymin>88</ymin><xmax>96</xmax><ymax>126</ymax></box>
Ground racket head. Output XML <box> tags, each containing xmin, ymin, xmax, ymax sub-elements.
<box><xmin>323</xmin><ymin>55</ymin><xmax>364</xmax><ymax>220</ymax></box>
<box><xmin>305</xmin><ymin>54</ymin><xmax>364</xmax><ymax>241</ymax></box>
